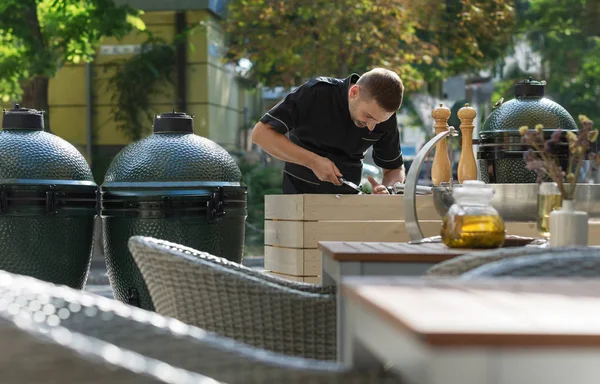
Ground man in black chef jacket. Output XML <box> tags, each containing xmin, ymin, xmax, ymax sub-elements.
<box><xmin>251</xmin><ymin>67</ymin><xmax>405</xmax><ymax>195</ymax></box>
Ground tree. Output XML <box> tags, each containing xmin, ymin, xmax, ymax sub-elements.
<box><xmin>0</xmin><ymin>0</ymin><xmax>145</xmax><ymax>129</ymax></box>
<box><xmin>415</xmin><ymin>0</ymin><xmax>517</xmax><ymax>81</ymax></box>
<box><xmin>518</xmin><ymin>0</ymin><xmax>600</xmax><ymax>123</ymax></box>
<box><xmin>223</xmin><ymin>0</ymin><xmax>516</xmax><ymax>90</ymax></box>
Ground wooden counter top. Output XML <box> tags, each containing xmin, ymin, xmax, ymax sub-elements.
<box><xmin>318</xmin><ymin>241</ymin><xmax>472</xmax><ymax>262</ymax></box>
<box><xmin>342</xmin><ymin>277</ymin><xmax>600</xmax><ymax>347</ymax></box>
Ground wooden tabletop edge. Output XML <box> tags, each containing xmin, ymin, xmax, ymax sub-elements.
<box><xmin>342</xmin><ymin>280</ymin><xmax>600</xmax><ymax>348</ymax></box>
<box><xmin>421</xmin><ymin>332</ymin><xmax>600</xmax><ymax>348</ymax></box>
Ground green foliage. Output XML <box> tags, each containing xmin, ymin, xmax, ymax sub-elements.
<box><xmin>491</xmin><ymin>58</ymin><xmax>531</xmax><ymax>104</ymax></box>
<box><xmin>0</xmin><ymin>32</ymin><xmax>26</xmax><ymax>102</ymax></box>
<box><xmin>224</xmin><ymin>0</ymin><xmax>427</xmax><ymax>89</ymax></box>
<box><xmin>223</xmin><ymin>0</ymin><xmax>516</xmax><ymax>89</ymax></box>
<box><xmin>0</xmin><ymin>0</ymin><xmax>145</xmax><ymax>105</ymax></box>
<box><xmin>105</xmin><ymin>25</ymin><xmax>201</xmax><ymax>141</ymax></box>
<box><xmin>236</xmin><ymin>158</ymin><xmax>283</xmax><ymax>249</ymax></box>
<box><xmin>519</xmin><ymin>0</ymin><xmax>600</xmax><ymax>123</ymax></box>
<box><xmin>105</xmin><ymin>34</ymin><xmax>177</xmax><ymax>141</ymax></box>
<box><xmin>415</xmin><ymin>0</ymin><xmax>517</xmax><ymax>83</ymax></box>
<box><xmin>492</xmin><ymin>78</ymin><xmax>518</xmax><ymax>105</ymax></box>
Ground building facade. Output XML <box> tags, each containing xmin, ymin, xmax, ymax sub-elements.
<box><xmin>47</xmin><ymin>0</ymin><xmax>262</xmax><ymax>181</ymax></box>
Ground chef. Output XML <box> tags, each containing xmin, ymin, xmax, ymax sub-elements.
<box><xmin>251</xmin><ymin>67</ymin><xmax>405</xmax><ymax>195</ymax></box>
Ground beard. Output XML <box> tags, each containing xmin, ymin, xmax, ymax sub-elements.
<box><xmin>348</xmin><ymin>105</ymin><xmax>366</xmax><ymax>128</ymax></box>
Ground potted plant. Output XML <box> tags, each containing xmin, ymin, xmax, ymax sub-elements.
<box><xmin>519</xmin><ymin>115</ymin><xmax>599</xmax><ymax>246</ymax></box>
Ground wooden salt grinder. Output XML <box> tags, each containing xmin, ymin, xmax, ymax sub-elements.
<box><xmin>431</xmin><ymin>104</ymin><xmax>452</xmax><ymax>186</ymax></box>
<box><xmin>457</xmin><ymin>103</ymin><xmax>478</xmax><ymax>183</ymax></box>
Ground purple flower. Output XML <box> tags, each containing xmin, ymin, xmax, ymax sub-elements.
<box><xmin>525</xmin><ymin>158</ymin><xmax>544</xmax><ymax>171</ymax></box>
<box><xmin>521</xmin><ymin>115</ymin><xmax>596</xmax><ymax>200</ymax></box>
<box><xmin>523</xmin><ymin>149</ymin><xmax>534</xmax><ymax>161</ymax></box>
<box><xmin>551</xmin><ymin>129</ymin><xmax>562</xmax><ymax>143</ymax></box>
<box><xmin>535</xmin><ymin>169</ymin><xmax>544</xmax><ymax>183</ymax></box>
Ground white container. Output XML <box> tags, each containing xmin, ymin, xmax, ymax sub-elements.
<box><xmin>549</xmin><ymin>200</ymin><xmax>589</xmax><ymax>247</ymax></box>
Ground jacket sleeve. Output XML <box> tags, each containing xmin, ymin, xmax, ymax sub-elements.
<box><xmin>259</xmin><ymin>82</ymin><xmax>315</xmax><ymax>134</ymax></box>
<box><xmin>372</xmin><ymin>114</ymin><xmax>404</xmax><ymax>170</ymax></box>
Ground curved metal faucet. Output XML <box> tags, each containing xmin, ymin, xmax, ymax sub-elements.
<box><xmin>403</xmin><ymin>126</ymin><xmax>458</xmax><ymax>241</ymax></box>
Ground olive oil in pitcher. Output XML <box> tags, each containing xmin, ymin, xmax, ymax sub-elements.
<box><xmin>441</xmin><ymin>181</ymin><xmax>506</xmax><ymax>249</ymax></box>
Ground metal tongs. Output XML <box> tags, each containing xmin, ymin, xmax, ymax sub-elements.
<box><xmin>339</xmin><ymin>178</ymin><xmax>433</xmax><ymax>195</ymax></box>
<box><xmin>392</xmin><ymin>183</ymin><xmax>433</xmax><ymax>195</ymax></box>
<box><xmin>339</xmin><ymin>177</ymin><xmax>365</xmax><ymax>195</ymax></box>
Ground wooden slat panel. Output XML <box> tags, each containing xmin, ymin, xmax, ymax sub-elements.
<box><xmin>266</xmin><ymin>271</ymin><xmax>304</xmax><ymax>282</ymax></box>
<box><xmin>265</xmin><ymin>220</ymin><xmax>443</xmax><ymax>248</ymax></box>
<box><xmin>301</xmin><ymin>194</ymin><xmax>439</xmax><ymax>221</ymax></box>
<box><xmin>304</xmin><ymin>276</ymin><xmax>322</xmax><ymax>284</ymax></box>
<box><xmin>303</xmin><ymin>221</ymin><xmax>428</xmax><ymax>248</ymax></box>
<box><xmin>264</xmin><ymin>246</ymin><xmax>320</xmax><ymax>276</ymax></box>
<box><xmin>265</xmin><ymin>194</ymin><xmax>600</xmax><ymax>246</ymax></box>
<box><xmin>266</xmin><ymin>271</ymin><xmax>321</xmax><ymax>284</ymax></box>
<box><xmin>266</xmin><ymin>219</ymin><xmax>600</xmax><ymax>251</ymax></box>
<box><xmin>264</xmin><ymin>194</ymin><xmax>440</xmax><ymax>221</ymax></box>
<box><xmin>264</xmin><ymin>220</ymin><xmax>306</xmax><ymax>248</ymax></box>
<box><xmin>264</xmin><ymin>246</ymin><xmax>302</xmax><ymax>275</ymax></box>
<box><xmin>264</xmin><ymin>195</ymin><xmax>305</xmax><ymax>220</ymax></box>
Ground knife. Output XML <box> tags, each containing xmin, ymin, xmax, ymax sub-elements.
<box><xmin>339</xmin><ymin>177</ymin><xmax>365</xmax><ymax>195</ymax></box>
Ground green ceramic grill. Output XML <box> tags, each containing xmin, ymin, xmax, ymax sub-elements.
<box><xmin>478</xmin><ymin>78</ymin><xmax>578</xmax><ymax>183</ymax></box>
<box><xmin>0</xmin><ymin>105</ymin><xmax>97</xmax><ymax>289</ymax></box>
<box><xmin>100</xmin><ymin>111</ymin><xmax>247</xmax><ymax>310</ymax></box>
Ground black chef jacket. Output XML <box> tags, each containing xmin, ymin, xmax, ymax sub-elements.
<box><xmin>259</xmin><ymin>73</ymin><xmax>404</xmax><ymax>194</ymax></box>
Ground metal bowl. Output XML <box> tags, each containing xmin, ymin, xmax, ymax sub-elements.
<box><xmin>433</xmin><ymin>183</ymin><xmax>600</xmax><ymax>221</ymax></box>
<box><xmin>431</xmin><ymin>183</ymin><xmax>455</xmax><ymax>218</ymax></box>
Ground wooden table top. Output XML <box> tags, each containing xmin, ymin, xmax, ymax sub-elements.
<box><xmin>318</xmin><ymin>241</ymin><xmax>472</xmax><ymax>262</ymax></box>
<box><xmin>342</xmin><ymin>277</ymin><xmax>600</xmax><ymax>347</ymax></box>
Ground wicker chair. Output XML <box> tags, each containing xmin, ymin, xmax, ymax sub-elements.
<box><xmin>0</xmin><ymin>270</ymin><xmax>403</xmax><ymax>384</ymax></box>
<box><xmin>461</xmin><ymin>249</ymin><xmax>600</xmax><ymax>278</ymax></box>
<box><xmin>128</xmin><ymin>236</ymin><xmax>337</xmax><ymax>361</ymax></box>
<box><xmin>142</xmin><ymin>237</ymin><xmax>335</xmax><ymax>295</ymax></box>
<box><xmin>0</xmin><ymin>297</ymin><xmax>213</xmax><ymax>383</ymax></box>
<box><xmin>425</xmin><ymin>245</ymin><xmax>594</xmax><ymax>277</ymax></box>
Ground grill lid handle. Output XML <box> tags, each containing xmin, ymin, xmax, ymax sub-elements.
<box><xmin>514</xmin><ymin>77</ymin><xmax>546</xmax><ymax>98</ymax></box>
<box><xmin>153</xmin><ymin>110</ymin><xmax>194</xmax><ymax>134</ymax></box>
<box><xmin>2</xmin><ymin>104</ymin><xmax>44</xmax><ymax>131</ymax></box>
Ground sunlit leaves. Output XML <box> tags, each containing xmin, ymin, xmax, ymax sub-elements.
<box><xmin>521</xmin><ymin>0</ymin><xmax>600</xmax><ymax>123</ymax></box>
<box><xmin>0</xmin><ymin>31</ymin><xmax>27</xmax><ymax>102</ymax></box>
<box><xmin>224</xmin><ymin>0</ymin><xmax>429</xmax><ymax>89</ymax></box>
<box><xmin>0</xmin><ymin>0</ymin><xmax>146</xmax><ymax>100</ymax></box>
<box><xmin>126</xmin><ymin>13</ymin><xmax>146</xmax><ymax>31</ymax></box>
<box><xmin>223</xmin><ymin>0</ymin><xmax>515</xmax><ymax>89</ymax></box>
<box><xmin>415</xmin><ymin>0</ymin><xmax>516</xmax><ymax>76</ymax></box>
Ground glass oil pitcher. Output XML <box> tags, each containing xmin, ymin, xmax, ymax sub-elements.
<box><xmin>441</xmin><ymin>180</ymin><xmax>506</xmax><ymax>249</ymax></box>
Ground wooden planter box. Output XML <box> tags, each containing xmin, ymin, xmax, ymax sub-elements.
<box><xmin>264</xmin><ymin>194</ymin><xmax>441</xmax><ymax>283</ymax></box>
<box><xmin>264</xmin><ymin>194</ymin><xmax>600</xmax><ymax>283</ymax></box>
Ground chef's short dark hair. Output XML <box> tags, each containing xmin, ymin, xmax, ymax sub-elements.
<box><xmin>357</xmin><ymin>68</ymin><xmax>404</xmax><ymax>112</ymax></box>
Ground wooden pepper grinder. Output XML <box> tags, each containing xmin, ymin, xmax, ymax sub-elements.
<box><xmin>431</xmin><ymin>104</ymin><xmax>452</xmax><ymax>186</ymax></box>
<box><xmin>457</xmin><ymin>103</ymin><xmax>478</xmax><ymax>183</ymax></box>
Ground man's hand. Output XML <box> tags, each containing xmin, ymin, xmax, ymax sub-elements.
<box><xmin>368</xmin><ymin>175</ymin><xmax>390</xmax><ymax>194</ymax></box>
<box><xmin>309</xmin><ymin>155</ymin><xmax>343</xmax><ymax>185</ymax></box>
<box><xmin>382</xmin><ymin>166</ymin><xmax>405</xmax><ymax>186</ymax></box>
